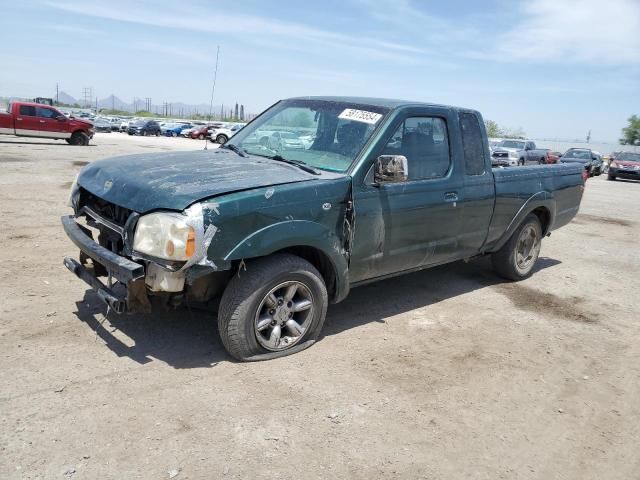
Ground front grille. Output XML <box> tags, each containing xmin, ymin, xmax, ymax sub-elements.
<box><xmin>78</xmin><ymin>187</ymin><xmax>132</xmax><ymax>227</ymax></box>
<box><xmin>492</xmin><ymin>152</ymin><xmax>508</xmax><ymax>158</ymax></box>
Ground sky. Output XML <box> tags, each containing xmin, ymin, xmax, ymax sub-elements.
<box><xmin>1</xmin><ymin>0</ymin><xmax>639</xmax><ymax>141</ymax></box>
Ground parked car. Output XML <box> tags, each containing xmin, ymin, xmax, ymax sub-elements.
<box><xmin>491</xmin><ymin>139</ymin><xmax>548</xmax><ymax>166</ymax></box>
<box><xmin>607</xmin><ymin>151</ymin><xmax>640</xmax><ymax>181</ymax></box>
<box><xmin>0</xmin><ymin>101</ymin><xmax>94</xmax><ymax>145</ymax></box>
<box><xmin>127</xmin><ymin>119</ymin><xmax>161</xmax><ymax>136</ymax></box>
<box><xmin>560</xmin><ymin>148</ymin><xmax>593</xmax><ymax>177</ymax></box>
<box><xmin>590</xmin><ymin>151</ymin><xmax>604</xmax><ymax>176</ymax></box>
<box><xmin>187</xmin><ymin>125</ymin><xmax>212</xmax><ymax>140</ymax></box>
<box><xmin>62</xmin><ymin>96</ymin><xmax>584</xmax><ymax>361</ymax></box>
<box><xmin>109</xmin><ymin>118</ymin><xmax>121</xmax><ymax>131</ymax></box>
<box><xmin>211</xmin><ymin>123</ymin><xmax>245</xmax><ymax>144</ymax></box>
<box><xmin>559</xmin><ymin>148</ymin><xmax>600</xmax><ymax>177</ymax></box>
<box><xmin>119</xmin><ymin>119</ymin><xmax>134</xmax><ymax>132</ymax></box>
<box><xmin>165</xmin><ymin>123</ymin><xmax>192</xmax><ymax>137</ymax></box>
<box><xmin>93</xmin><ymin>118</ymin><xmax>112</xmax><ymax>133</ymax></box>
<box><xmin>541</xmin><ymin>149</ymin><xmax>562</xmax><ymax>164</ymax></box>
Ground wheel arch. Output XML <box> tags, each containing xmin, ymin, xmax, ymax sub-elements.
<box><xmin>221</xmin><ymin>221</ymin><xmax>350</xmax><ymax>303</ymax></box>
<box><xmin>488</xmin><ymin>192</ymin><xmax>555</xmax><ymax>253</ymax></box>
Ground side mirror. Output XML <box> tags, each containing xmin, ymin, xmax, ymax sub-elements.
<box><xmin>524</xmin><ymin>145</ymin><xmax>531</xmax><ymax>151</ymax></box>
<box><xmin>56</xmin><ymin>115</ymin><xmax>67</xmax><ymax>121</ymax></box>
<box><xmin>374</xmin><ymin>155</ymin><xmax>408</xmax><ymax>184</ymax></box>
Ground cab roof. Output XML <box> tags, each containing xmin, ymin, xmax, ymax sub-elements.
<box><xmin>288</xmin><ymin>96</ymin><xmax>466</xmax><ymax>111</ymax></box>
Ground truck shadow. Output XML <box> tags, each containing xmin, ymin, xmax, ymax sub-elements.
<box><xmin>0</xmin><ymin>140</ymin><xmax>96</xmax><ymax>146</ymax></box>
<box><xmin>322</xmin><ymin>256</ymin><xmax>560</xmax><ymax>338</ymax></box>
<box><xmin>72</xmin><ymin>256</ymin><xmax>561</xmax><ymax>368</ymax></box>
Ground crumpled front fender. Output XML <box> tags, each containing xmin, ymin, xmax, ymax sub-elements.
<box><xmin>223</xmin><ymin>220</ymin><xmax>350</xmax><ymax>303</ymax></box>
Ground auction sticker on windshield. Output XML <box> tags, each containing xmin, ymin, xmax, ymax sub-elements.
<box><xmin>338</xmin><ymin>109</ymin><xmax>383</xmax><ymax>125</ymax></box>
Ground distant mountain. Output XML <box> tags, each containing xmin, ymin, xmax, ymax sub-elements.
<box><xmin>57</xmin><ymin>91</ymin><xmax>78</xmax><ymax>105</ymax></box>
<box><xmin>98</xmin><ymin>95</ymin><xmax>129</xmax><ymax>111</ymax></box>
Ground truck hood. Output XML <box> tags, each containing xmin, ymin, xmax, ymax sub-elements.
<box><xmin>494</xmin><ymin>147</ymin><xmax>520</xmax><ymax>154</ymax></box>
<box><xmin>77</xmin><ymin>149</ymin><xmax>326</xmax><ymax>213</ymax></box>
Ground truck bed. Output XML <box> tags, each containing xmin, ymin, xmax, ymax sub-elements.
<box><xmin>485</xmin><ymin>163</ymin><xmax>584</xmax><ymax>249</ymax></box>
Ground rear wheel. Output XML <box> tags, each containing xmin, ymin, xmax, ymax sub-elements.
<box><xmin>492</xmin><ymin>214</ymin><xmax>542</xmax><ymax>281</ymax></box>
<box><xmin>218</xmin><ymin>254</ymin><xmax>328</xmax><ymax>361</ymax></box>
<box><xmin>172</xmin><ymin>131</ymin><xmax>177</xmax><ymax>137</ymax></box>
<box><xmin>216</xmin><ymin>134</ymin><xmax>228</xmax><ymax>144</ymax></box>
<box><xmin>198</xmin><ymin>134</ymin><xmax>205</xmax><ymax>140</ymax></box>
<box><xmin>608</xmin><ymin>174</ymin><xmax>616</xmax><ymax>181</ymax></box>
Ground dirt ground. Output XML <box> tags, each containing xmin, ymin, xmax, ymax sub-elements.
<box><xmin>1</xmin><ymin>134</ymin><xmax>638</xmax><ymax>480</ymax></box>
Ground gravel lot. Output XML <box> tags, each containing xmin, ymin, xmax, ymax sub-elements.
<box><xmin>1</xmin><ymin>133</ymin><xmax>638</xmax><ymax>480</ymax></box>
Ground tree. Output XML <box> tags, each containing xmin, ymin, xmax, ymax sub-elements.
<box><xmin>484</xmin><ymin>119</ymin><xmax>502</xmax><ymax>138</ymax></box>
<box><xmin>620</xmin><ymin>115</ymin><xmax>640</xmax><ymax>145</ymax></box>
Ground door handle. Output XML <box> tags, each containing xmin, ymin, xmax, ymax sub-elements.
<box><xmin>16</xmin><ymin>117</ymin><xmax>23</xmax><ymax>121</ymax></box>
<box><xmin>39</xmin><ymin>120</ymin><xmax>46</xmax><ymax>123</ymax></box>
<box><xmin>444</xmin><ymin>192</ymin><xmax>458</xmax><ymax>202</ymax></box>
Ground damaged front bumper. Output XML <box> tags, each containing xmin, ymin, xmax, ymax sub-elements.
<box><xmin>61</xmin><ymin>215</ymin><xmax>149</xmax><ymax>314</ymax></box>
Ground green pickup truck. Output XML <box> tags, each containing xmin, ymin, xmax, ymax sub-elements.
<box><xmin>62</xmin><ymin>97</ymin><xmax>584</xmax><ymax>360</ymax></box>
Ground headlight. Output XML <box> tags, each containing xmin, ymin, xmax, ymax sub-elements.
<box><xmin>509</xmin><ymin>151</ymin><xmax>519</xmax><ymax>158</ymax></box>
<box><xmin>133</xmin><ymin>212</ymin><xmax>196</xmax><ymax>261</ymax></box>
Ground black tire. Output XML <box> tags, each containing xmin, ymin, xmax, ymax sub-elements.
<box><xmin>218</xmin><ymin>254</ymin><xmax>328</xmax><ymax>361</ymax></box>
<box><xmin>69</xmin><ymin>131</ymin><xmax>89</xmax><ymax>146</ymax></box>
<box><xmin>155</xmin><ymin>130</ymin><xmax>160</xmax><ymax>136</ymax></box>
<box><xmin>492</xmin><ymin>213</ymin><xmax>542</xmax><ymax>281</ymax></box>
<box><xmin>608</xmin><ymin>174</ymin><xmax>616</xmax><ymax>181</ymax></box>
<box><xmin>216</xmin><ymin>134</ymin><xmax>228</xmax><ymax>144</ymax></box>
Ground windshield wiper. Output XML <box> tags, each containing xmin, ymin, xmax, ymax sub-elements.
<box><xmin>269</xmin><ymin>155</ymin><xmax>320</xmax><ymax>175</ymax></box>
<box><xmin>221</xmin><ymin>143</ymin><xmax>246</xmax><ymax>157</ymax></box>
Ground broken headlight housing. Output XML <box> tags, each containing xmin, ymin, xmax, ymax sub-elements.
<box><xmin>67</xmin><ymin>174</ymin><xmax>80</xmax><ymax>210</ymax></box>
<box><xmin>133</xmin><ymin>212</ymin><xmax>196</xmax><ymax>261</ymax></box>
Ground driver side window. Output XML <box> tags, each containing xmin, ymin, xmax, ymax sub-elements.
<box><xmin>382</xmin><ymin>116</ymin><xmax>450</xmax><ymax>180</ymax></box>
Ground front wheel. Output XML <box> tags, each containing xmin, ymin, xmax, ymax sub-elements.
<box><xmin>608</xmin><ymin>174</ymin><xmax>616</xmax><ymax>181</ymax></box>
<box><xmin>216</xmin><ymin>134</ymin><xmax>228</xmax><ymax>144</ymax></box>
<box><xmin>68</xmin><ymin>131</ymin><xmax>89</xmax><ymax>146</ymax></box>
<box><xmin>492</xmin><ymin>214</ymin><xmax>542</xmax><ymax>281</ymax></box>
<box><xmin>218</xmin><ymin>254</ymin><xmax>328</xmax><ymax>361</ymax></box>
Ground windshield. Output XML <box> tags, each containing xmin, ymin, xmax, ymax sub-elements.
<box><xmin>227</xmin><ymin>99</ymin><xmax>389</xmax><ymax>172</ymax></box>
<box><xmin>499</xmin><ymin>140</ymin><xmax>525</xmax><ymax>149</ymax></box>
<box><xmin>563</xmin><ymin>150</ymin><xmax>591</xmax><ymax>159</ymax></box>
<box><xmin>618</xmin><ymin>152</ymin><xmax>640</xmax><ymax>162</ymax></box>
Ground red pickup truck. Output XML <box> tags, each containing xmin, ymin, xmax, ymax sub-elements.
<box><xmin>0</xmin><ymin>101</ymin><xmax>94</xmax><ymax>145</ymax></box>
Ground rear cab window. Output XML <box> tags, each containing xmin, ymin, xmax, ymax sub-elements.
<box><xmin>459</xmin><ymin>112</ymin><xmax>486</xmax><ymax>176</ymax></box>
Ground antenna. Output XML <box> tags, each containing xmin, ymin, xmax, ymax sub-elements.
<box><xmin>205</xmin><ymin>45</ymin><xmax>220</xmax><ymax>151</ymax></box>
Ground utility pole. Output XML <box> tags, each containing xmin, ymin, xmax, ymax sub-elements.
<box><xmin>208</xmin><ymin>45</ymin><xmax>221</xmax><ymax>121</ymax></box>
<box><xmin>55</xmin><ymin>83</ymin><xmax>59</xmax><ymax>105</ymax></box>
<box><xmin>82</xmin><ymin>87</ymin><xmax>93</xmax><ymax>108</ymax></box>
<box><xmin>145</xmin><ymin>97</ymin><xmax>152</xmax><ymax>112</ymax></box>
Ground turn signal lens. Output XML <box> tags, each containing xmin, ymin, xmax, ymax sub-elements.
<box><xmin>185</xmin><ymin>228</ymin><xmax>196</xmax><ymax>258</ymax></box>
